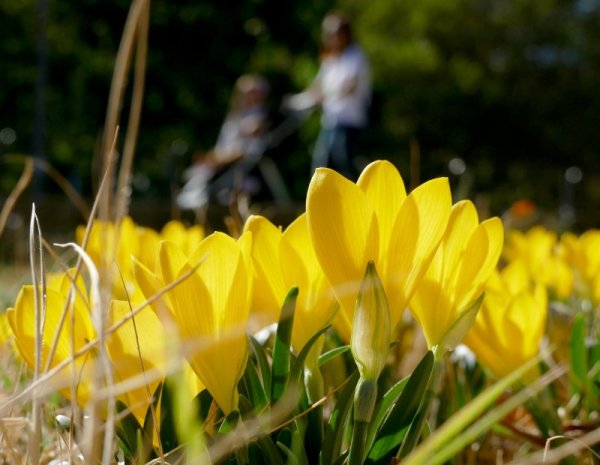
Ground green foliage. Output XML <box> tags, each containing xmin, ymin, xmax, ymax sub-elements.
<box><xmin>4</xmin><ymin>0</ymin><xmax>600</xmax><ymax>217</ymax></box>
<box><xmin>366</xmin><ymin>351</ymin><xmax>434</xmax><ymax>464</ymax></box>
<box><xmin>341</xmin><ymin>0</ymin><xmax>600</xmax><ymax>216</ymax></box>
<box><xmin>271</xmin><ymin>287</ymin><xmax>298</xmax><ymax>402</ymax></box>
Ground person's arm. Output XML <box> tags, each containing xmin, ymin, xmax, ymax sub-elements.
<box><xmin>283</xmin><ymin>70</ymin><xmax>324</xmax><ymax>111</ymax></box>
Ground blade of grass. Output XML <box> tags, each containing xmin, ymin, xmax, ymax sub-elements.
<box><xmin>426</xmin><ymin>364</ymin><xmax>566</xmax><ymax>465</ymax></box>
<box><xmin>29</xmin><ymin>205</ymin><xmax>46</xmax><ymax>465</ymax></box>
<box><xmin>402</xmin><ymin>352</ymin><xmax>546</xmax><ymax>465</ymax></box>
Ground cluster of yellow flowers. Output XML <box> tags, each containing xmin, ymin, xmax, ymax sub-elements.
<box><xmin>504</xmin><ymin>226</ymin><xmax>600</xmax><ymax>305</ymax></box>
<box><xmin>8</xmin><ymin>160</ymin><xmax>585</xmax><ymax>424</ymax></box>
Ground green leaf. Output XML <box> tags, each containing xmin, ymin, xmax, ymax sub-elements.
<box><xmin>276</xmin><ymin>428</ymin><xmax>308</xmax><ymax>465</ymax></box>
<box><xmin>289</xmin><ymin>324</ymin><xmax>332</xmax><ymax>389</ymax></box>
<box><xmin>318</xmin><ymin>345</ymin><xmax>351</xmax><ymax>367</ymax></box>
<box><xmin>365</xmin><ymin>376</ymin><xmax>410</xmax><ymax>453</ymax></box>
<box><xmin>271</xmin><ymin>287</ymin><xmax>299</xmax><ymax>402</ymax></box>
<box><xmin>139</xmin><ymin>382</ymin><xmax>162</xmax><ymax>461</ymax></box>
<box><xmin>366</xmin><ymin>350</ymin><xmax>434</xmax><ymax>464</ymax></box>
<box><xmin>438</xmin><ymin>294</ymin><xmax>484</xmax><ymax>352</ymax></box>
<box><xmin>195</xmin><ymin>389</ymin><xmax>216</xmax><ymax>425</ymax></box>
<box><xmin>243</xmin><ymin>358</ymin><xmax>269</xmax><ymax>411</ymax></box>
<box><xmin>569</xmin><ymin>312</ymin><xmax>587</xmax><ymax>397</ymax></box>
<box><xmin>305</xmin><ymin>396</ymin><xmax>324</xmax><ymax>465</ymax></box>
<box><xmin>114</xmin><ymin>400</ymin><xmax>141</xmax><ymax>461</ymax></box>
<box><xmin>248</xmin><ymin>442</ymin><xmax>267</xmax><ymax>465</ymax></box>
<box><xmin>277</xmin><ymin>427</ymin><xmax>293</xmax><ymax>452</ymax></box>
<box><xmin>254</xmin><ymin>434</ymin><xmax>285</xmax><ymax>465</ymax></box>
<box><xmin>321</xmin><ymin>371</ymin><xmax>360</xmax><ymax>465</ymax></box>
<box><xmin>218</xmin><ymin>410</ymin><xmax>241</xmax><ymax>434</ymax></box>
<box><xmin>332</xmin><ymin>450</ymin><xmax>349</xmax><ymax>465</ymax></box>
<box><xmin>250</xmin><ymin>336</ymin><xmax>272</xmax><ymax>399</ymax></box>
<box><xmin>290</xmin><ymin>429</ymin><xmax>309</xmax><ymax>465</ymax></box>
<box><xmin>159</xmin><ymin>381</ymin><xmax>179</xmax><ymax>453</ymax></box>
<box><xmin>277</xmin><ymin>442</ymin><xmax>298</xmax><ymax>465</ymax></box>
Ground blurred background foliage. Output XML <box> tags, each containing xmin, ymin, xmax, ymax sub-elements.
<box><xmin>1</xmin><ymin>0</ymin><xmax>599</xmax><ymax>227</ymax></box>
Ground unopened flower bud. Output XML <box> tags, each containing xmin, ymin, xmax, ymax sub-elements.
<box><xmin>351</xmin><ymin>261</ymin><xmax>391</xmax><ymax>383</ymax></box>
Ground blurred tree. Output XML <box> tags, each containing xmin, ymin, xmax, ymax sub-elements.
<box><xmin>1</xmin><ymin>0</ymin><xmax>600</xmax><ymax>225</ymax></box>
<box><xmin>342</xmin><ymin>0</ymin><xmax>600</xmax><ymax>219</ymax></box>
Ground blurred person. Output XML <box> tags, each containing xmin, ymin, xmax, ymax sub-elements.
<box><xmin>285</xmin><ymin>11</ymin><xmax>371</xmax><ymax>179</ymax></box>
<box><xmin>211</xmin><ymin>74</ymin><xmax>270</xmax><ymax>167</ymax></box>
<box><xmin>179</xmin><ymin>74</ymin><xmax>270</xmax><ymax>209</ymax></box>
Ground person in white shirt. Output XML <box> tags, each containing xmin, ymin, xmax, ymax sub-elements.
<box><xmin>286</xmin><ymin>12</ymin><xmax>371</xmax><ymax>179</ymax></box>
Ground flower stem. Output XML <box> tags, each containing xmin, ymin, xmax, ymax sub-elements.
<box><xmin>348</xmin><ymin>378</ymin><xmax>378</xmax><ymax>465</ymax></box>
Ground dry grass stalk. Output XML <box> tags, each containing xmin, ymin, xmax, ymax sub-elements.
<box><xmin>28</xmin><ymin>205</ymin><xmax>46</xmax><ymax>465</ymax></box>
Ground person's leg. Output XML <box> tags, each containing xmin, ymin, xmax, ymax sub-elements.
<box><xmin>329</xmin><ymin>126</ymin><xmax>359</xmax><ymax>180</ymax></box>
<box><xmin>311</xmin><ymin>127</ymin><xmax>333</xmax><ymax>174</ymax></box>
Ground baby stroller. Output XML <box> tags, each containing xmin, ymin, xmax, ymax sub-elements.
<box><xmin>176</xmin><ymin>106</ymin><xmax>311</xmax><ymax>214</ymax></box>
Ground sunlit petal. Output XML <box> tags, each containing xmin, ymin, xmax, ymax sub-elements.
<box><xmin>243</xmin><ymin>216</ymin><xmax>287</xmax><ymax>326</ymax></box>
<box><xmin>386</xmin><ymin>177</ymin><xmax>451</xmax><ymax>327</ymax></box>
<box><xmin>281</xmin><ymin>214</ymin><xmax>338</xmax><ymax>351</ymax></box>
<box><xmin>307</xmin><ymin>168</ymin><xmax>379</xmax><ymax>339</ymax></box>
<box><xmin>357</xmin><ymin>160</ymin><xmax>406</xmax><ymax>254</ymax></box>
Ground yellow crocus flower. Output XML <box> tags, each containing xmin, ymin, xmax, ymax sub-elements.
<box><xmin>7</xmin><ymin>269</ymin><xmax>180</xmax><ymax>423</ymax></box>
<box><xmin>133</xmin><ymin>232</ymin><xmax>252</xmax><ymax>415</ymax></box>
<box><xmin>306</xmin><ymin>160</ymin><xmax>451</xmax><ymax>342</ymax></box>
<box><xmin>560</xmin><ymin>230</ymin><xmax>600</xmax><ymax>304</ymax></box>
<box><xmin>503</xmin><ymin>226</ymin><xmax>556</xmax><ymax>269</ymax></box>
<box><xmin>463</xmin><ymin>260</ymin><xmax>547</xmax><ymax>379</ymax></box>
<box><xmin>7</xmin><ymin>270</ymin><xmax>96</xmax><ymax>405</ymax></box>
<box><xmin>410</xmin><ymin>200</ymin><xmax>504</xmax><ymax>349</ymax></box>
<box><xmin>76</xmin><ymin>216</ymin><xmax>160</xmax><ymax>300</ymax></box>
<box><xmin>0</xmin><ymin>310</ymin><xmax>12</xmax><ymax>347</ymax></box>
<box><xmin>106</xmin><ymin>300</ymin><xmax>168</xmax><ymax>425</ymax></box>
<box><xmin>243</xmin><ymin>214</ymin><xmax>338</xmax><ymax>351</ymax></box>
<box><xmin>161</xmin><ymin>220</ymin><xmax>205</xmax><ymax>257</ymax></box>
<box><xmin>504</xmin><ymin>226</ymin><xmax>573</xmax><ymax>300</ymax></box>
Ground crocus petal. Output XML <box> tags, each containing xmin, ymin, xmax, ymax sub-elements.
<box><xmin>185</xmin><ymin>232</ymin><xmax>250</xmax><ymax>414</ymax></box>
<box><xmin>8</xmin><ymin>279</ymin><xmax>95</xmax><ymax>405</ymax></box>
<box><xmin>135</xmin><ymin>227</ymin><xmax>161</xmax><ymax>271</ymax></box>
<box><xmin>195</xmin><ymin>232</ymin><xmax>250</xmax><ymax>334</ymax></box>
<box><xmin>243</xmin><ymin>216</ymin><xmax>287</xmax><ymax>326</ymax></box>
<box><xmin>385</xmin><ymin>177</ymin><xmax>451</xmax><ymax>327</ymax></box>
<box><xmin>307</xmin><ymin>168</ymin><xmax>379</xmax><ymax>340</ymax></box>
<box><xmin>281</xmin><ymin>214</ymin><xmax>338</xmax><ymax>351</ymax></box>
<box><xmin>131</xmin><ymin>256</ymin><xmax>177</xmax><ymax>320</ymax></box>
<box><xmin>161</xmin><ymin>220</ymin><xmax>205</xmax><ymax>256</ymax></box>
<box><xmin>280</xmin><ymin>215</ymin><xmax>312</xmax><ymax>295</ymax></box>
<box><xmin>357</xmin><ymin>160</ymin><xmax>406</xmax><ymax>255</ymax></box>
<box><xmin>108</xmin><ymin>300</ymin><xmax>166</xmax><ymax>425</ymax></box>
<box><xmin>454</xmin><ymin>217</ymin><xmax>504</xmax><ymax>308</ymax></box>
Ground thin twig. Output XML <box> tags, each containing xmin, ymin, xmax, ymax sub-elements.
<box><xmin>508</xmin><ymin>429</ymin><xmax>600</xmax><ymax>465</ymax></box>
<box><xmin>114</xmin><ymin>0</ymin><xmax>149</xmax><ymax>223</ymax></box>
<box><xmin>0</xmin><ymin>157</ymin><xmax>34</xmax><ymax>239</ymax></box>
<box><xmin>99</xmin><ymin>0</ymin><xmax>148</xmax><ymax>220</ymax></box>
